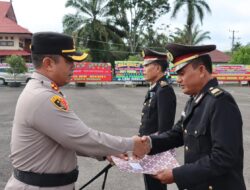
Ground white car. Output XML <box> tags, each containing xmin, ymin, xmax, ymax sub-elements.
<box><xmin>0</xmin><ymin>66</ymin><xmax>31</xmax><ymax>86</ymax></box>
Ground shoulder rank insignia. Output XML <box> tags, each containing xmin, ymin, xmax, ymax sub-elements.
<box><xmin>50</xmin><ymin>95</ymin><xmax>69</xmax><ymax>111</ymax></box>
<box><xmin>209</xmin><ymin>87</ymin><xmax>224</xmax><ymax>97</ymax></box>
<box><xmin>160</xmin><ymin>81</ymin><xmax>168</xmax><ymax>87</ymax></box>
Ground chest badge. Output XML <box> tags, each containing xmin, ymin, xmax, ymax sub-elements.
<box><xmin>50</xmin><ymin>95</ymin><xmax>69</xmax><ymax>111</ymax></box>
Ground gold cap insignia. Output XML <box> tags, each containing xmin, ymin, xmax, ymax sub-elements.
<box><xmin>166</xmin><ymin>51</ymin><xmax>173</xmax><ymax>62</ymax></box>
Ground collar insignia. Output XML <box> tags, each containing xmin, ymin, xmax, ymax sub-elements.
<box><xmin>195</xmin><ymin>93</ymin><xmax>204</xmax><ymax>104</ymax></box>
<box><xmin>51</xmin><ymin>82</ymin><xmax>59</xmax><ymax>91</ymax></box>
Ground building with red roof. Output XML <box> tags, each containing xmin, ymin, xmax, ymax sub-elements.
<box><xmin>208</xmin><ymin>49</ymin><xmax>231</xmax><ymax>64</ymax></box>
<box><xmin>0</xmin><ymin>0</ymin><xmax>32</xmax><ymax>63</ymax></box>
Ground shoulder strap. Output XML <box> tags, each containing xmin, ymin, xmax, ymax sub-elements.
<box><xmin>208</xmin><ymin>87</ymin><xmax>224</xmax><ymax>97</ymax></box>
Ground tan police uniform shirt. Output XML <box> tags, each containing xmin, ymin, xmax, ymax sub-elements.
<box><xmin>5</xmin><ymin>72</ymin><xmax>134</xmax><ymax>190</ymax></box>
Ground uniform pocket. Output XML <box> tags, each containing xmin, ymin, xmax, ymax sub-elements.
<box><xmin>187</xmin><ymin>124</ymin><xmax>211</xmax><ymax>154</ymax></box>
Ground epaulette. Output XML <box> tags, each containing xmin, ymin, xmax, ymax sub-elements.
<box><xmin>208</xmin><ymin>87</ymin><xmax>224</xmax><ymax>97</ymax></box>
<box><xmin>160</xmin><ymin>80</ymin><xmax>168</xmax><ymax>88</ymax></box>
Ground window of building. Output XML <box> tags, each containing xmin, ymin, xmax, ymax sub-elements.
<box><xmin>0</xmin><ymin>41</ymin><xmax>14</xmax><ymax>46</ymax></box>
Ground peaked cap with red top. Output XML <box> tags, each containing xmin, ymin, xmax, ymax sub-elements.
<box><xmin>165</xmin><ymin>43</ymin><xmax>216</xmax><ymax>72</ymax></box>
<box><xmin>142</xmin><ymin>48</ymin><xmax>168</xmax><ymax>67</ymax></box>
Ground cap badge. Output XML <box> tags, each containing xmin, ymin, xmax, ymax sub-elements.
<box><xmin>141</xmin><ymin>50</ymin><xmax>145</xmax><ymax>58</ymax></box>
<box><xmin>166</xmin><ymin>51</ymin><xmax>173</xmax><ymax>62</ymax></box>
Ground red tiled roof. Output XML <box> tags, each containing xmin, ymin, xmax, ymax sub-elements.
<box><xmin>0</xmin><ymin>50</ymin><xmax>30</xmax><ymax>56</ymax></box>
<box><xmin>0</xmin><ymin>1</ymin><xmax>31</xmax><ymax>34</ymax></box>
<box><xmin>208</xmin><ymin>50</ymin><xmax>231</xmax><ymax>63</ymax></box>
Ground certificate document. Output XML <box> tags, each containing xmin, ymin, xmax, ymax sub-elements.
<box><xmin>111</xmin><ymin>150</ymin><xmax>179</xmax><ymax>174</ymax></box>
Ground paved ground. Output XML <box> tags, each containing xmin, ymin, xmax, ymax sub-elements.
<box><xmin>0</xmin><ymin>83</ymin><xmax>249</xmax><ymax>189</ymax></box>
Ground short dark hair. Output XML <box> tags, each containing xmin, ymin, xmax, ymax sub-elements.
<box><xmin>153</xmin><ymin>60</ymin><xmax>168</xmax><ymax>73</ymax></box>
<box><xmin>32</xmin><ymin>54</ymin><xmax>60</xmax><ymax>68</ymax></box>
<box><xmin>190</xmin><ymin>54</ymin><xmax>212</xmax><ymax>73</ymax></box>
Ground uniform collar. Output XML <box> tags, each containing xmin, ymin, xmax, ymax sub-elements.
<box><xmin>192</xmin><ymin>78</ymin><xmax>218</xmax><ymax>104</ymax></box>
<box><xmin>31</xmin><ymin>72</ymin><xmax>51</xmax><ymax>83</ymax></box>
<box><xmin>149</xmin><ymin>75</ymin><xmax>167</xmax><ymax>91</ymax></box>
<box><xmin>31</xmin><ymin>72</ymin><xmax>63</xmax><ymax>96</ymax></box>
<box><xmin>199</xmin><ymin>78</ymin><xmax>218</xmax><ymax>95</ymax></box>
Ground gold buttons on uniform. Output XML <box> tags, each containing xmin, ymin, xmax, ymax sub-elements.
<box><xmin>208</xmin><ymin>185</ymin><xmax>213</xmax><ymax>190</ymax></box>
<box><xmin>185</xmin><ymin>146</ymin><xmax>189</xmax><ymax>151</ymax></box>
<box><xmin>194</xmin><ymin>130</ymin><xmax>198</xmax><ymax>135</ymax></box>
<box><xmin>141</xmin><ymin>113</ymin><xmax>144</xmax><ymax>116</ymax></box>
<box><xmin>144</xmin><ymin>103</ymin><xmax>146</xmax><ymax>106</ymax></box>
<box><xmin>184</xmin><ymin>129</ymin><xmax>187</xmax><ymax>134</ymax></box>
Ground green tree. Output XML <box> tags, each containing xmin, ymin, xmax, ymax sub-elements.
<box><xmin>140</xmin><ymin>27</ymin><xmax>169</xmax><ymax>51</ymax></box>
<box><xmin>171</xmin><ymin>0</ymin><xmax>211</xmax><ymax>44</ymax></box>
<box><xmin>230</xmin><ymin>45</ymin><xmax>250</xmax><ymax>65</ymax></box>
<box><xmin>5</xmin><ymin>55</ymin><xmax>27</xmax><ymax>74</ymax></box>
<box><xmin>5</xmin><ymin>55</ymin><xmax>27</xmax><ymax>86</ymax></box>
<box><xmin>169</xmin><ymin>24</ymin><xmax>210</xmax><ymax>45</ymax></box>
<box><xmin>232</xmin><ymin>42</ymin><xmax>242</xmax><ymax>52</ymax></box>
<box><xmin>127</xmin><ymin>54</ymin><xmax>142</xmax><ymax>61</ymax></box>
<box><xmin>63</xmin><ymin>0</ymin><xmax>127</xmax><ymax>62</ymax></box>
<box><xmin>108</xmin><ymin>0</ymin><xmax>170</xmax><ymax>53</ymax></box>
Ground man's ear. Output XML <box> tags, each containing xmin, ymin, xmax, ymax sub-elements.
<box><xmin>42</xmin><ymin>57</ymin><xmax>54</xmax><ymax>72</ymax></box>
<box><xmin>199</xmin><ymin>65</ymin><xmax>206</xmax><ymax>78</ymax></box>
<box><xmin>156</xmin><ymin>64</ymin><xmax>161</xmax><ymax>73</ymax></box>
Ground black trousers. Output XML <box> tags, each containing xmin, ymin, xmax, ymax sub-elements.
<box><xmin>144</xmin><ymin>174</ymin><xmax>167</xmax><ymax>190</ymax></box>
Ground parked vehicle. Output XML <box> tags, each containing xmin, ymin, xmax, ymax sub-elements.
<box><xmin>0</xmin><ymin>66</ymin><xmax>31</xmax><ymax>86</ymax></box>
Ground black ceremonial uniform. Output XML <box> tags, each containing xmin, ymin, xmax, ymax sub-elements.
<box><xmin>150</xmin><ymin>78</ymin><xmax>246</xmax><ymax>190</ymax></box>
<box><xmin>139</xmin><ymin>76</ymin><xmax>176</xmax><ymax>190</ymax></box>
<box><xmin>139</xmin><ymin>76</ymin><xmax>176</xmax><ymax>136</ymax></box>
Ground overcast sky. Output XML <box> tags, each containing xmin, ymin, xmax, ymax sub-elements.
<box><xmin>8</xmin><ymin>0</ymin><xmax>250</xmax><ymax>51</ymax></box>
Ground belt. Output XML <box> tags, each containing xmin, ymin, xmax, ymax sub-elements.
<box><xmin>14</xmin><ymin>168</ymin><xmax>79</xmax><ymax>187</ymax></box>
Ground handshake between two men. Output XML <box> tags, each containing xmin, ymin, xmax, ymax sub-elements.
<box><xmin>107</xmin><ymin>135</ymin><xmax>176</xmax><ymax>185</ymax></box>
<box><xmin>107</xmin><ymin>135</ymin><xmax>151</xmax><ymax>162</ymax></box>
<box><xmin>132</xmin><ymin>136</ymin><xmax>151</xmax><ymax>158</ymax></box>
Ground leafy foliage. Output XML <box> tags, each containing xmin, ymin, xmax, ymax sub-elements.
<box><xmin>230</xmin><ymin>45</ymin><xmax>250</xmax><ymax>65</ymax></box>
<box><xmin>108</xmin><ymin>0</ymin><xmax>170</xmax><ymax>53</ymax></box>
<box><xmin>140</xmin><ymin>27</ymin><xmax>169</xmax><ymax>51</ymax></box>
<box><xmin>5</xmin><ymin>55</ymin><xmax>27</xmax><ymax>74</ymax></box>
<box><xmin>63</xmin><ymin>0</ymin><xmax>127</xmax><ymax>62</ymax></box>
<box><xmin>169</xmin><ymin>25</ymin><xmax>210</xmax><ymax>45</ymax></box>
<box><xmin>171</xmin><ymin>0</ymin><xmax>211</xmax><ymax>44</ymax></box>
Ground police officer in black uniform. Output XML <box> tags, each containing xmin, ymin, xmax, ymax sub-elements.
<box><xmin>148</xmin><ymin>43</ymin><xmax>246</xmax><ymax>190</ymax></box>
<box><xmin>139</xmin><ymin>48</ymin><xmax>176</xmax><ymax>190</ymax></box>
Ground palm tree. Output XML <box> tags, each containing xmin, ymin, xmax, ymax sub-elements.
<box><xmin>170</xmin><ymin>24</ymin><xmax>211</xmax><ymax>45</ymax></box>
<box><xmin>171</xmin><ymin>0</ymin><xmax>211</xmax><ymax>44</ymax></box>
<box><xmin>63</xmin><ymin>0</ymin><xmax>126</xmax><ymax>62</ymax></box>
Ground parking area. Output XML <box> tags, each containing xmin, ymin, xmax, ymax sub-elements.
<box><xmin>0</xmin><ymin>84</ymin><xmax>249</xmax><ymax>189</ymax></box>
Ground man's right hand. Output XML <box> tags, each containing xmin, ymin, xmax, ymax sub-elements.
<box><xmin>132</xmin><ymin>136</ymin><xmax>151</xmax><ymax>159</ymax></box>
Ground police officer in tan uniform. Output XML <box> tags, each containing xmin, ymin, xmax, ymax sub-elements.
<box><xmin>5</xmin><ymin>32</ymin><xmax>149</xmax><ymax>190</ymax></box>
